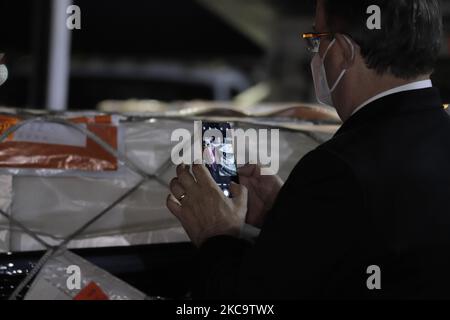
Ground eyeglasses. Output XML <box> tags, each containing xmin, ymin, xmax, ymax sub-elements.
<box><xmin>302</xmin><ymin>32</ymin><xmax>333</xmax><ymax>53</ymax></box>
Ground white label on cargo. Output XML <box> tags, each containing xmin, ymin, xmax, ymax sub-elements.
<box><xmin>13</xmin><ymin>122</ymin><xmax>87</xmax><ymax>147</ymax></box>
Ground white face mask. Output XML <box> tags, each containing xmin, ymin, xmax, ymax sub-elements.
<box><xmin>311</xmin><ymin>36</ymin><xmax>354</xmax><ymax>107</ymax></box>
<box><xmin>0</xmin><ymin>64</ymin><xmax>8</xmax><ymax>87</ymax></box>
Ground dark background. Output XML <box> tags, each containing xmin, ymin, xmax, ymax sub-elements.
<box><xmin>0</xmin><ymin>0</ymin><xmax>449</xmax><ymax>110</ymax></box>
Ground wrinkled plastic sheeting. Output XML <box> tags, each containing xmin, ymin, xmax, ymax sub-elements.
<box><xmin>25</xmin><ymin>250</ymin><xmax>146</xmax><ymax>300</ymax></box>
<box><xmin>0</xmin><ymin>119</ymin><xmax>329</xmax><ymax>252</ymax></box>
<box><xmin>0</xmin><ymin>175</ymin><xmax>12</xmax><ymax>252</ymax></box>
<box><xmin>9</xmin><ymin>228</ymin><xmax>190</xmax><ymax>253</ymax></box>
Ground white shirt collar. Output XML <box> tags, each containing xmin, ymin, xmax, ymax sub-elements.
<box><xmin>351</xmin><ymin>79</ymin><xmax>433</xmax><ymax>116</ymax></box>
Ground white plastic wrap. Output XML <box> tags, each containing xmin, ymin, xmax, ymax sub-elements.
<box><xmin>25</xmin><ymin>250</ymin><xmax>146</xmax><ymax>300</ymax></box>
<box><xmin>0</xmin><ymin>118</ymin><xmax>330</xmax><ymax>252</ymax></box>
<box><xmin>0</xmin><ymin>175</ymin><xmax>12</xmax><ymax>252</ymax></box>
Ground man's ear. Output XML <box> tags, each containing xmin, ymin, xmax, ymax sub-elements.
<box><xmin>335</xmin><ymin>33</ymin><xmax>356</xmax><ymax>69</ymax></box>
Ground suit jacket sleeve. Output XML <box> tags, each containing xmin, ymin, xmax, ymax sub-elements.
<box><xmin>193</xmin><ymin>148</ymin><xmax>366</xmax><ymax>299</ymax></box>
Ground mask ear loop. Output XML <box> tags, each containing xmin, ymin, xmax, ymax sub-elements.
<box><xmin>345</xmin><ymin>35</ymin><xmax>355</xmax><ymax>61</ymax></box>
<box><xmin>322</xmin><ymin>38</ymin><xmax>336</xmax><ymax>60</ymax></box>
<box><xmin>329</xmin><ymin>35</ymin><xmax>355</xmax><ymax>92</ymax></box>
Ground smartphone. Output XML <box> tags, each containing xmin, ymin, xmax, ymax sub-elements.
<box><xmin>202</xmin><ymin>122</ymin><xmax>239</xmax><ymax>198</ymax></box>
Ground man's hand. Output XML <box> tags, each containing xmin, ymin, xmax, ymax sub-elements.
<box><xmin>166</xmin><ymin>164</ymin><xmax>248</xmax><ymax>247</ymax></box>
<box><xmin>238</xmin><ymin>164</ymin><xmax>284</xmax><ymax>228</ymax></box>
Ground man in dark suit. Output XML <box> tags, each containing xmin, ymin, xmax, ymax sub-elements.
<box><xmin>167</xmin><ymin>0</ymin><xmax>449</xmax><ymax>299</ymax></box>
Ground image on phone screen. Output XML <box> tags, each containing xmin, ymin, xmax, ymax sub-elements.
<box><xmin>202</xmin><ymin>122</ymin><xmax>239</xmax><ymax>198</ymax></box>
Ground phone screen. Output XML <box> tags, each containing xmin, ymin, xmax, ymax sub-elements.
<box><xmin>202</xmin><ymin>122</ymin><xmax>239</xmax><ymax>198</ymax></box>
